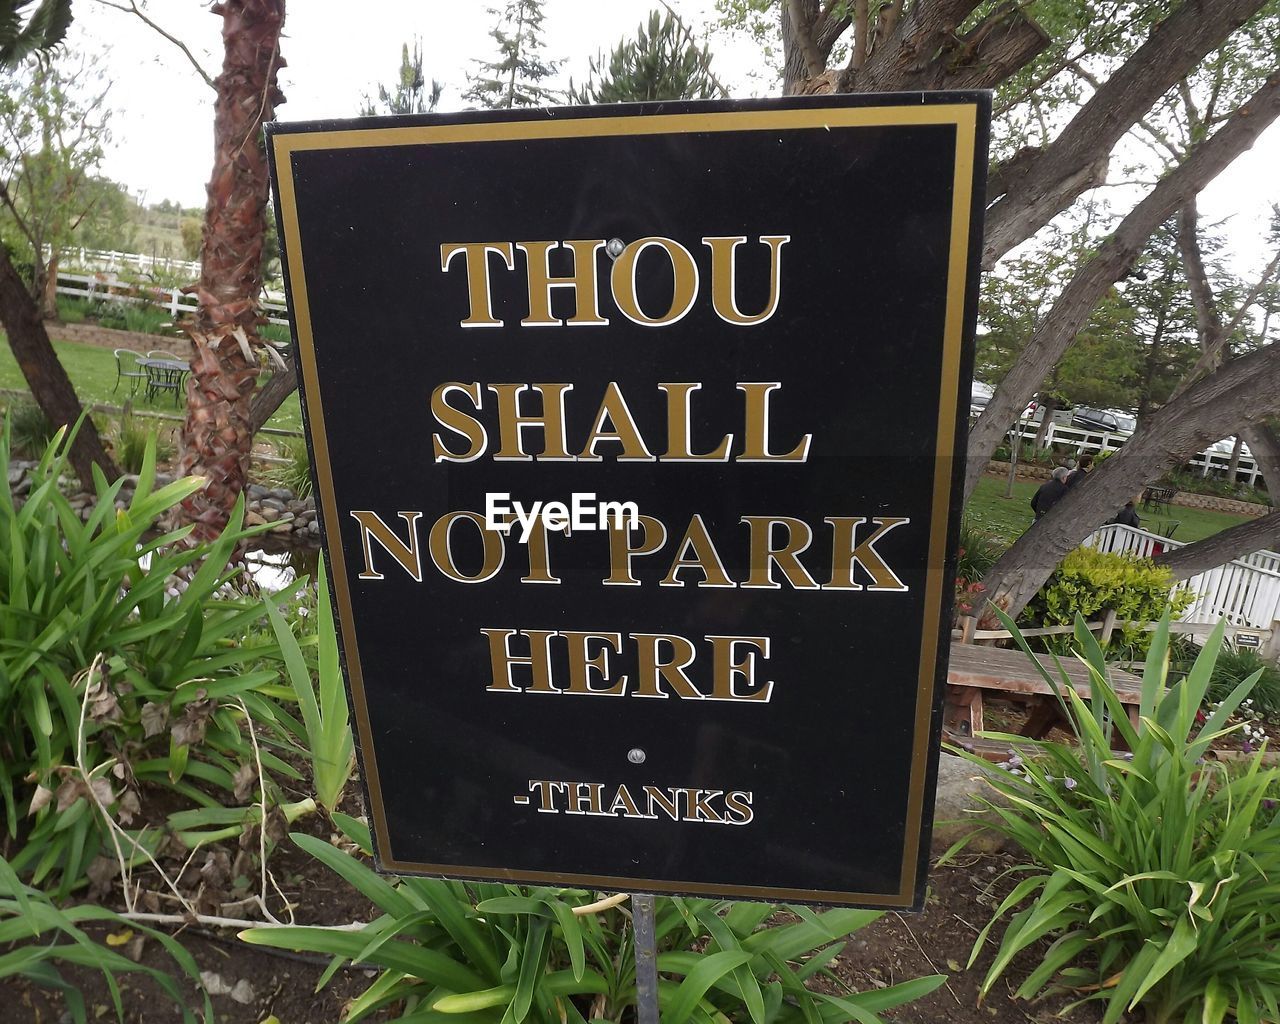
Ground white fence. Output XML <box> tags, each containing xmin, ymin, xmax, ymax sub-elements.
<box><xmin>1084</xmin><ymin>523</ymin><xmax>1280</xmax><ymax>632</ymax></box>
<box><xmin>55</xmin><ymin>270</ymin><xmax>289</xmax><ymax>327</ymax></box>
<box><xmin>62</xmin><ymin>246</ymin><xmax>202</xmax><ymax>279</ymax></box>
<box><xmin>1006</xmin><ymin>417</ymin><xmax>1263</xmax><ymax>487</ymax></box>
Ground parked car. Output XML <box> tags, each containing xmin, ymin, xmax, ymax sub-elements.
<box><xmin>1071</xmin><ymin>407</ymin><xmax>1124</xmax><ymax>433</ymax></box>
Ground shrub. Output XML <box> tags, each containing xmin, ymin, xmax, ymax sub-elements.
<box><xmin>244</xmin><ymin>815</ymin><xmax>944</xmax><ymax>1023</ymax></box>
<box><xmin>0</xmin><ymin>418</ymin><xmax>294</xmax><ymax>894</ymax></box>
<box><xmin>121</xmin><ymin>303</ymin><xmax>172</xmax><ymax>336</ymax></box>
<box><xmin>267</xmin><ymin>437</ymin><xmax>312</xmax><ymax>499</ymax></box>
<box><xmin>112</xmin><ymin>404</ymin><xmax>174</xmax><ymax>474</ymax></box>
<box><xmin>1021</xmin><ymin>546</ymin><xmax>1192</xmax><ymax>655</ymax></box>
<box><xmin>5</xmin><ymin>398</ymin><xmax>55</xmax><ymax>457</ymax></box>
<box><xmin>956</xmin><ymin>515</ymin><xmax>1004</xmax><ymax>582</ymax></box>
<box><xmin>946</xmin><ymin>613</ymin><xmax>1280</xmax><ymax>1024</ymax></box>
<box><xmin>258</xmin><ymin>321</ymin><xmax>292</xmax><ymax>347</ymax></box>
<box><xmin>55</xmin><ymin>296</ymin><xmax>90</xmax><ymax>324</ymax></box>
<box><xmin>1205</xmin><ymin>644</ymin><xmax>1280</xmax><ymax>718</ymax></box>
<box><xmin>0</xmin><ymin>855</ymin><xmax>209</xmax><ymax>1023</ymax></box>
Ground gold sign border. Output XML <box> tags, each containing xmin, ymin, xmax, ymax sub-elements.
<box><xmin>271</xmin><ymin>101</ymin><xmax>980</xmax><ymax>907</ymax></box>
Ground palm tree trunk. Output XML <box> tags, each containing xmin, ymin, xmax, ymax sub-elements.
<box><xmin>179</xmin><ymin>0</ymin><xmax>285</xmax><ymax>540</ymax></box>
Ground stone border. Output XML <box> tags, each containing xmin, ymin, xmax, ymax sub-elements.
<box><xmin>43</xmin><ymin>319</ymin><xmax>187</xmax><ymax>357</ymax></box>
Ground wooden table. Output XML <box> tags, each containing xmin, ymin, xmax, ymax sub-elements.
<box><xmin>945</xmin><ymin>641</ymin><xmax>1144</xmax><ymax>745</ymax></box>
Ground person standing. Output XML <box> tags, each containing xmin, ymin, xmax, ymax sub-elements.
<box><xmin>1066</xmin><ymin>453</ymin><xmax>1094</xmax><ymax>488</ymax></box>
<box><xmin>1031</xmin><ymin>466</ymin><xmax>1071</xmax><ymax>519</ymax></box>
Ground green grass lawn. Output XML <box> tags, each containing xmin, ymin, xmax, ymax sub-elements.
<box><xmin>968</xmin><ymin>472</ymin><xmax>1251</xmax><ymax>545</ymax></box>
<box><xmin>0</xmin><ymin>335</ymin><xmax>302</xmax><ymax>434</ymax></box>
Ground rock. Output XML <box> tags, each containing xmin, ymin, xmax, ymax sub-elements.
<box><xmin>244</xmin><ymin>510</ymin><xmax>267</xmax><ymax>527</ymax></box>
<box><xmin>308</xmin><ymin>520</ymin><xmax>321</xmax><ymax>535</ymax></box>
<box><xmin>929</xmin><ymin>754</ymin><xmax>1015</xmax><ymax>857</ymax></box>
<box><xmin>259</xmin><ymin>506</ymin><xmax>280</xmax><ymax>522</ymax></box>
<box><xmin>287</xmin><ymin>500</ymin><xmax>305</xmax><ymax>514</ymax></box>
<box><xmin>247</xmin><ymin>483</ymin><xmax>269</xmax><ymax>499</ymax></box>
<box><xmin>268</xmin><ymin>487</ymin><xmax>292</xmax><ymax>501</ymax></box>
<box><xmin>270</xmin><ymin>521</ymin><xmax>294</xmax><ymax>534</ymax></box>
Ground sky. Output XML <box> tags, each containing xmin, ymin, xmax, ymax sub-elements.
<box><xmin>53</xmin><ymin>0</ymin><xmax>1280</xmax><ymax>280</ymax></box>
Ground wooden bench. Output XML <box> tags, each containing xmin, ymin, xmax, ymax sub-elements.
<box><xmin>944</xmin><ymin>641</ymin><xmax>1144</xmax><ymax>748</ymax></box>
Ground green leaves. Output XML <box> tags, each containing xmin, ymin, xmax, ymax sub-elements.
<box><xmin>949</xmin><ymin>610</ymin><xmax>1280</xmax><ymax>1023</ymax></box>
<box><xmin>245</xmin><ymin>828</ymin><xmax>935</xmax><ymax>1024</ymax></box>
<box><xmin>266</xmin><ymin>555</ymin><xmax>354</xmax><ymax>812</ymax></box>
<box><xmin>0</xmin><ymin>417</ymin><xmax>286</xmax><ymax>893</ymax></box>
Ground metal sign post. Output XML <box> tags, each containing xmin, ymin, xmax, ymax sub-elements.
<box><xmin>632</xmin><ymin>894</ymin><xmax>659</xmax><ymax>1024</ymax></box>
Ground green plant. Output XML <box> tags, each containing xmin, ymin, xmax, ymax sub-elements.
<box><xmin>1021</xmin><ymin>546</ymin><xmax>1193</xmax><ymax>655</ymax></box>
<box><xmin>56</xmin><ymin>295</ymin><xmax>90</xmax><ymax>324</ymax></box>
<box><xmin>121</xmin><ymin>303</ymin><xmax>172</xmax><ymax>336</ymax></box>
<box><xmin>92</xmin><ymin>299</ymin><xmax>130</xmax><ymax>331</ymax></box>
<box><xmin>258</xmin><ymin>321</ymin><xmax>292</xmax><ymax>346</ymax></box>
<box><xmin>0</xmin><ymin>418</ymin><xmax>295</xmax><ymax>894</ymax></box>
<box><xmin>6</xmin><ymin>397</ymin><xmax>55</xmax><ymax>456</ymax></box>
<box><xmin>0</xmin><ymin>855</ymin><xmax>210</xmax><ymax>1023</ymax></box>
<box><xmin>268</xmin><ymin>436</ymin><xmax>312</xmax><ymax>499</ymax></box>
<box><xmin>244</xmin><ymin>815</ymin><xmax>944</xmax><ymax>1023</ymax></box>
<box><xmin>946</xmin><ymin>612</ymin><xmax>1280</xmax><ymax>1024</ymax></box>
<box><xmin>956</xmin><ymin>515</ymin><xmax>1005</xmax><ymax>582</ymax></box>
<box><xmin>1204</xmin><ymin>644</ymin><xmax>1280</xmax><ymax>717</ymax></box>
<box><xmin>266</xmin><ymin>555</ymin><xmax>353</xmax><ymax>813</ymax></box>
<box><xmin>112</xmin><ymin>403</ymin><xmax>174</xmax><ymax>474</ymax></box>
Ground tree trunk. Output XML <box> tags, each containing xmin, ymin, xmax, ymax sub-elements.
<box><xmin>965</xmin><ymin>72</ymin><xmax>1280</xmax><ymax>505</ymax></box>
<box><xmin>1240</xmin><ymin>423</ymin><xmax>1280</xmax><ymax>504</ymax></box>
<box><xmin>0</xmin><ymin>245</ymin><xmax>118</xmax><ymax>486</ymax></box>
<box><xmin>247</xmin><ymin>352</ymin><xmax>295</xmax><ymax>434</ymax></box>
<box><xmin>982</xmin><ymin>0</ymin><xmax>1268</xmax><ymax>268</ymax></box>
<box><xmin>1032</xmin><ymin>394</ymin><xmax>1057</xmax><ymax>450</ymax></box>
<box><xmin>179</xmin><ymin>0</ymin><xmax>285</xmax><ymax>541</ymax></box>
<box><xmin>41</xmin><ymin>251</ymin><xmax>59</xmax><ymax>319</ymax></box>
<box><xmin>1153</xmin><ymin>513</ymin><xmax>1280</xmax><ymax>579</ymax></box>
<box><xmin>1136</xmin><ymin>280</ymin><xmax>1172</xmax><ymax>421</ymax></box>
<box><xmin>976</xmin><ymin>340</ymin><xmax>1280</xmax><ymax>620</ymax></box>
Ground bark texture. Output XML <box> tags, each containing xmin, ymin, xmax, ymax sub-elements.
<box><xmin>1153</xmin><ymin>514</ymin><xmax>1280</xmax><ymax>580</ymax></box>
<box><xmin>0</xmin><ymin>245</ymin><xmax>118</xmax><ymax>485</ymax></box>
<box><xmin>977</xmin><ymin>341</ymin><xmax>1280</xmax><ymax>619</ymax></box>
<box><xmin>179</xmin><ymin>0</ymin><xmax>284</xmax><ymax>540</ymax></box>
<box><xmin>247</xmin><ymin>349</ymin><xmax>294</xmax><ymax>434</ymax></box>
<box><xmin>965</xmin><ymin>72</ymin><xmax>1280</xmax><ymax>505</ymax></box>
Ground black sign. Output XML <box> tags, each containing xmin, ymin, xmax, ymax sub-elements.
<box><xmin>1236</xmin><ymin>632</ymin><xmax>1263</xmax><ymax>649</ymax></box>
<box><xmin>268</xmin><ymin>95</ymin><xmax>989</xmax><ymax>909</ymax></box>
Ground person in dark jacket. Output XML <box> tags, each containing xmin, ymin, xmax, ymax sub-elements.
<box><xmin>1031</xmin><ymin>466</ymin><xmax>1071</xmax><ymax>519</ymax></box>
<box><xmin>1066</xmin><ymin>453</ymin><xmax>1094</xmax><ymax>488</ymax></box>
<box><xmin>1110</xmin><ymin>500</ymin><xmax>1141</xmax><ymax>527</ymax></box>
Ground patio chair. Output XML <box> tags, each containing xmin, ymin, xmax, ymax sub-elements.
<box><xmin>146</xmin><ymin>349</ymin><xmax>172</xmax><ymax>361</ymax></box>
<box><xmin>144</xmin><ymin>362</ymin><xmax>185</xmax><ymax>408</ymax></box>
<box><xmin>1148</xmin><ymin>518</ymin><xmax>1181</xmax><ymax>540</ymax></box>
<box><xmin>1141</xmin><ymin>486</ymin><xmax>1177</xmax><ymax>514</ymax></box>
<box><xmin>113</xmin><ymin>349</ymin><xmax>147</xmax><ymax>395</ymax></box>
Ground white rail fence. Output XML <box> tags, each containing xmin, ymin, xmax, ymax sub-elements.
<box><xmin>62</xmin><ymin>246</ymin><xmax>202</xmax><ymax>278</ymax></box>
<box><xmin>1084</xmin><ymin>523</ymin><xmax>1280</xmax><ymax>634</ymax></box>
<box><xmin>1006</xmin><ymin>417</ymin><xmax>1264</xmax><ymax>487</ymax></box>
<box><xmin>55</xmin><ymin>270</ymin><xmax>289</xmax><ymax>327</ymax></box>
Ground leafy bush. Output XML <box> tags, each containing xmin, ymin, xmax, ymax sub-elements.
<box><xmin>92</xmin><ymin>299</ymin><xmax>130</xmax><ymax>331</ymax></box>
<box><xmin>258</xmin><ymin>321</ymin><xmax>292</xmax><ymax>347</ymax></box>
<box><xmin>266</xmin><ymin>555</ymin><xmax>353</xmax><ymax>813</ymax></box>
<box><xmin>112</xmin><ymin>404</ymin><xmax>174</xmax><ymax>474</ymax></box>
<box><xmin>956</xmin><ymin>516</ymin><xmax>1004</xmax><ymax>582</ymax></box>
<box><xmin>1021</xmin><ymin>546</ymin><xmax>1192</xmax><ymax>655</ymax></box>
<box><xmin>267</xmin><ymin>436</ymin><xmax>313</xmax><ymax>499</ymax></box>
<box><xmin>1205</xmin><ymin>644</ymin><xmax>1280</xmax><ymax>717</ymax></box>
<box><xmin>121</xmin><ymin>303</ymin><xmax>172</xmax><ymax>336</ymax></box>
<box><xmin>947</xmin><ymin>614</ymin><xmax>1280</xmax><ymax>1024</ymax></box>
<box><xmin>0</xmin><ymin>855</ymin><xmax>209</xmax><ymax>1023</ymax></box>
<box><xmin>244</xmin><ymin>815</ymin><xmax>944</xmax><ymax>1023</ymax></box>
<box><xmin>5</xmin><ymin>397</ymin><xmax>55</xmax><ymax>457</ymax></box>
<box><xmin>0</xmin><ymin>418</ymin><xmax>293</xmax><ymax>894</ymax></box>
<box><xmin>56</xmin><ymin>296</ymin><xmax>90</xmax><ymax>324</ymax></box>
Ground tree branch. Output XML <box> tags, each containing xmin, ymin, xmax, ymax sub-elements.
<box><xmin>1153</xmin><ymin>513</ymin><xmax>1280</xmax><ymax>579</ymax></box>
<box><xmin>787</xmin><ymin>0</ymin><xmax>826</xmax><ymax>79</ymax></box>
<box><xmin>966</xmin><ymin>71</ymin><xmax>1280</xmax><ymax>504</ymax></box>
<box><xmin>92</xmin><ymin>0</ymin><xmax>215</xmax><ymax>91</ymax></box>
<box><xmin>978</xmin><ymin>339</ymin><xmax>1280</xmax><ymax>619</ymax></box>
<box><xmin>983</xmin><ymin>0</ymin><xmax>1269</xmax><ymax>267</ymax></box>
